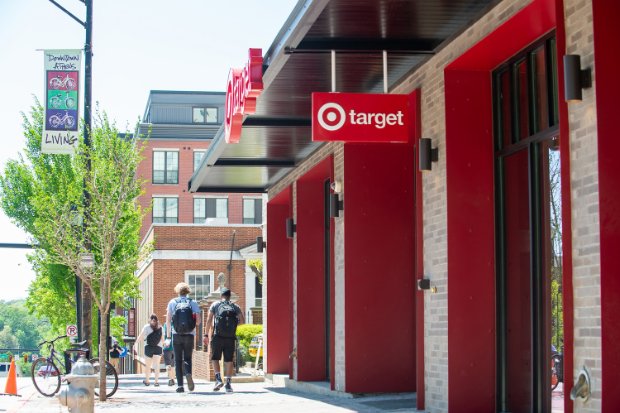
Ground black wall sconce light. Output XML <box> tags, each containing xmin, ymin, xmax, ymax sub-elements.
<box><xmin>564</xmin><ymin>54</ymin><xmax>592</xmax><ymax>102</ymax></box>
<box><xmin>330</xmin><ymin>193</ymin><xmax>344</xmax><ymax>218</ymax></box>
<box><xmin>417</xmin><ymin>278</ymin><xmax>431</xmax><ymax>290</ymax></box>
<box><xmin>419</xmin><ymin>138</ymin><xmax>439</xmax><ymax>171</ymax></box>
<box><xmin>286</xmin><ymin>218</ymin><xmax>296</xmax><ymax>239</ymax></box>
<box><xmin>256</xmin><ymin>236</ymin><xmax>266</xmax><ymax>253</ymax></box>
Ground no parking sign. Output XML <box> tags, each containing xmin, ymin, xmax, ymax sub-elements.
<box><xmin>66</xmin><ymin>324</ymin><xmax>78</xmax><ymax>338</ymax></box>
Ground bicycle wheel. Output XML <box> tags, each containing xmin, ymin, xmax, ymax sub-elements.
<box><xmin>551</xmin><ymin>355</ymin><xmax>560</xmax><ymax>391</ymax></box>
<box><xmin>90</xmin><ymin>358</ymin><xmax>119</xmax><ymax>398</ymax></box>
<box><xmin>49</xmin><ymin>116</ymin><xmax>61</xmax><ymax>128</ymax></box>
<box><xmin>31</xmin><ymin>358</ymin><xmax>61</xmax><ymax>397</ymax></box>
<box><xmin>65</xmin><ymin>116</ymin><xmax>76</xmax><ymax>128</ymax></box>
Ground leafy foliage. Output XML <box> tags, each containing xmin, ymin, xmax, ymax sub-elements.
<box><xmin>236</xmin><ymin>324</ymin><xmax>262</xmax><ymax>351</ymax></box>
<box><xmin>247</xmin><ymin>258</ymin><xmax>263</xmax><ymax>284</ymax></box>
<box><xmin>0</xmin><ymin>100</ymin><xmax>147</xmax><ymax>400</ymax></box>
<box><xmin>0</xmin><ymin>300</ymin><xmax>50</xmax><ymax>349</ymax></box>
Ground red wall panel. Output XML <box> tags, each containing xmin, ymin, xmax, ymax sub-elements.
<box><xmin>296</xmin><ymin>157</ymin><xmax>333</xmax><ymax>382</ymax></box>
<box><xmin>266</xmin><ymin>187</ymin><xmax>293</xmax><ymax>375</ymax></box>
<box><xmin>343</xmin><ymin>142</ymin><xmax>415</xmax><ymax>393</ymax></box>
<box><xmin>445</xmin><ymin>70</ymin><xmax>496</xmax><ymax>412</ymax></box>
<box><xmin>592</xmin><ymin>0</ymin><xmax>620</xmax><ymax>409</ymax></box>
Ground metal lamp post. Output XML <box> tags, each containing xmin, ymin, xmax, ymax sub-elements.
<box><xmin>48</xmin><ymin>0</ymin><xmax>93</xmax><ymax>346</ymax></box>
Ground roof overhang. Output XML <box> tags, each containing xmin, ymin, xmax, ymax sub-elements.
<box><xmin>189</xmin><ymin>0</ymin><xmax>498</xmax><ymax>193</ymax></box>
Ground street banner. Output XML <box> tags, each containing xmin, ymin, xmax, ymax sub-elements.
<box><xmin>312</xmin><ymin>92</ymin><xmax>412</xmax><ymax>143</ymax></box>
<box><xmin>42</xmin><ymin>49</ymin><xmax>81</xmax><ymax>154</ymax></box>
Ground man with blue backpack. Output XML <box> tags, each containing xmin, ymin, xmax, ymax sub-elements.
<box><xmin>203</xmin><ymin>288</ymin><xmax>244</xmax><ymax>393</ymax></box>
<box><xmin>165</xmin><ymin>282</ymin><xmax>201</xmax><ymax>393</ymax></box>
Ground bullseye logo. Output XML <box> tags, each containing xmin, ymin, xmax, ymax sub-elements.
<box><xmin>317</xmin><ymin>102</ymin><xmax>346</xmax><ymax>131</ymax></box>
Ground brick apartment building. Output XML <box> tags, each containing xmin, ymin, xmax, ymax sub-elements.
<box><xmin>133</xmin><ymin>91</ymin><xmax>263</xmax><ymax>367</ymax></box>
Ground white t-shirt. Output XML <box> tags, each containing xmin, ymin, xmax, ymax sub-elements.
<box><xmin>141</xmin><ymin>324</ymin><xmax>163</xmax><ymax>348</ymax></box>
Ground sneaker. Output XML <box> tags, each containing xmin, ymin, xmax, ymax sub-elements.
<box><xmin>185</xmin><ymin>373</ymin><xmax>195</xmax><ymax>391</ymax></box>
<box><xmin>176</xmin><ymin>387</ymin><xmax>184</xmax><ymax>393</ymax></box>
<box><xmin>225</xmin><ymin>383</ymin><xmax>233</xmax><ymax>393</ymax></box>
<box><xmin>168</xmin><ymin>379</ymin><xmax>175</xmax><ymax>386</ymax></box>
<box><xmin>213</xmin><ymin>378</ymin><xmax>224</xmax><ymax>391</ymax></box>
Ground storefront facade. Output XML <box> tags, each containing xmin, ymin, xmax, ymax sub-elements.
<box><xmin>190</xmin><ymin>0</ymin><xmax>619</xmax><ymax>411</ymax></box>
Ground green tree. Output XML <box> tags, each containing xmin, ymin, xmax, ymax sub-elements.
<box><xmin>0</xmin><ymin>300</ymin><xmax>50</xmax><ymax>349</ymax></box>
<box><xmin>0</xmin><ymin>101</ymin><xmax>146</xmax><ymax>400</ymax></box>
<box><xmin>0</xmin><ymin>327</ymin><xmax>19</xmax><ymax>348</ymax></box>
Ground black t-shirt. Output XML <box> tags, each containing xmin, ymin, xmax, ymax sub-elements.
<box><xmin>110</xmin><ymin>344</ymin><xmax>121</xmax><ymax>358</ymax></box>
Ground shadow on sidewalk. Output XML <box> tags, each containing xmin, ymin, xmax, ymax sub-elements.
<box><xmin>266</xmin><ymin>386</ymin><xmax>419</xmax><ymax>412</ymax></box>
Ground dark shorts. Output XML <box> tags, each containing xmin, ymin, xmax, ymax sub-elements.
<box><xmin>163</xmin><ymin>349</ymin><xmax>174</xmax><ymax>366</ymax></box>
<box><xmin>144</xmin><ymin>345</ymin><xmax>162</xmax><ymax>358</ymax></box>
<box><xmin>211</xmin><ymin>337</ymin><xmax>235</xmax><ymax>362</ymax></box>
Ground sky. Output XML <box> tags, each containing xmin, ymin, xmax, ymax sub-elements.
<box><xmin>0</xmin><ymin>0</ymin><xmax>298</xmax><ymax>300</ymax></box>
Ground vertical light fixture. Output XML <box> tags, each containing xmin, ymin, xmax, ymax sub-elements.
<box><xmin>330</xmin><ymin>193</ymin><xmax>344</xmax><ymax>218</ymax></box>
<box><xmin>419</xmin><ymin>138</ymin><xmax>439</xmax><ymax>171</ymax></box>
<box><xmin>563</xmin><ymin>55</ymin><xmax>592</xmax><ymax>102</ymax></box>
<box><xmin>256</xmin><ymin>236</ymin><xmax>266</xmax><ymax>253</ymax></box>
<box><xmin>286</xmin><ymin>218</ymin><xmax>296</xmax><ymax>239</ymax></box>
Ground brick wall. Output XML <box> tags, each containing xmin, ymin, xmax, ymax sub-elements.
<box><xmin>149</xmin><ymin>225</ymin><xmax>261</xmax><ymax>251</ymax></box>
<box><xmin>137</xmin><ymin>139</ymin><xmax>260</xmax><ymax>240</ymax></box>
<box><xmin>390</xmin><ymin>0</ymin><xmax>534</xmax><ymax>410</ymax></box>
<box><xmin>152</xmin><ymin>259</ymin><xmax>247</xmax><ymax>322</ymax></box>
<box><xmin>563</xmin><ymin>0</ymin><xmax>602</xmax><ymax>411</ymax></box>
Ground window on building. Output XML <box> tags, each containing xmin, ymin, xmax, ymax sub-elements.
<box><xmin>192</xmin><ymin>107</ymin><xmax>218</xmax><ymax>124</ymax></box>
<box><xmin>153</xmin><ymin>151</ymin><xmax>178</xmax><ymax>184</ymax></box>
<box><xmin>193</xmin><ymin>151</ymin><xmax>205</xmax><ymax>172</ymax></box>
<box><xmin>194</xmin><ymin>198</ymin><xmax>228</xmax><ymax>224</ymax></box>
<box><xmin>152</xmin><ymin>197</ymin><xmax>178</xmax><ymax>223</ymax></box>
<box><xmin>243</xmin><ymin>198</ymin><xmax>263</xmax><ymax>224</ymax></box>
<box><xmin>185</xmin><ymin>271</ymin><xmax>214</xmax><ymax>300</ymax></box>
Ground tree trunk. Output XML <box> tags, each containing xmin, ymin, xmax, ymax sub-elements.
<box><xmin>98</xmin><ymin>307</ymin><xmax>108</xmax><ymax>401</ymax></box>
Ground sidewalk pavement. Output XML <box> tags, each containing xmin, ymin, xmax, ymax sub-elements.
<box><xmin>1</xmin><ymin>375</ymin><xmax>419</xmax><ymax>413</ymax></box>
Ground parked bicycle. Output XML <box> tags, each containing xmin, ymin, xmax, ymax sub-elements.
<box><xmin>31</xmin><ymin>335</ymin><xmax>118</xmax><ymax>398</ymax></box>
<box><xmin>551</xmin><ymin>350</ymin><xmax>563</xmax><ymax>391</ymax></box>
<box><xmin>48</xmin><ymin>111</ymin><xmax>76</xmax><ymax>129</ymax></box>
<box><xmin>49</xmin><ymin>92</ymin><xmax>76</xmax><ymax>109</ymax></box>
<box><xmin>49</xmin><ymin>74</ymin><xmax>76</xmax><ymax>90</ymax></box>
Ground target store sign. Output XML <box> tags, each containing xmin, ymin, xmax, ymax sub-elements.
<box><xmin>224</xmin><ymin>48</ymin><xmax>263</xmax><ymax>144</ymax></box>
<box><xmin>312</xmin><ymin>92</ymin><xmax>411</xmax><ymax>143</ymax></box>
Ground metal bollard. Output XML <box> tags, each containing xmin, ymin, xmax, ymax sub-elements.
<box><xmin>58</xmin><ymin>355</ymin><xmax>98</xmax><ymax>413</ymax></box>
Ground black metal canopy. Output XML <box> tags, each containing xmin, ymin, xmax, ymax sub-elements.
<box><xmin>189</xmin><ymin>0</ymin><xmax>496</xmax><ymax>193</ymax></box>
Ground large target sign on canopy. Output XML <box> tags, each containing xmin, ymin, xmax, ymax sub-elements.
<box><xmin>312</xmin><ymin>92</ymin><xmax>412</xmax><ymax>143</ymax></box>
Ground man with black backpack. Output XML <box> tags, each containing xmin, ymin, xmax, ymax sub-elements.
<box><xmin>203</xmin><ymin>288</ymin><xmax>244</xmax><ymax>393</ymax></box>
<box><xmin>165</xmin><ymin>282</ymin><xmax>201</xmax><ymax>393</ymax></box>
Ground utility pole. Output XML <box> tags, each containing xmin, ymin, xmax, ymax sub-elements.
<box><xmin>48</xmin><ymin>0</ymin><xmax>93</xmax><ymax>349</ymax></box>
<box><xmin>82</xmin><ymin>0</ymin><xmax>93</xmax><ymax>352</ymax></box>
